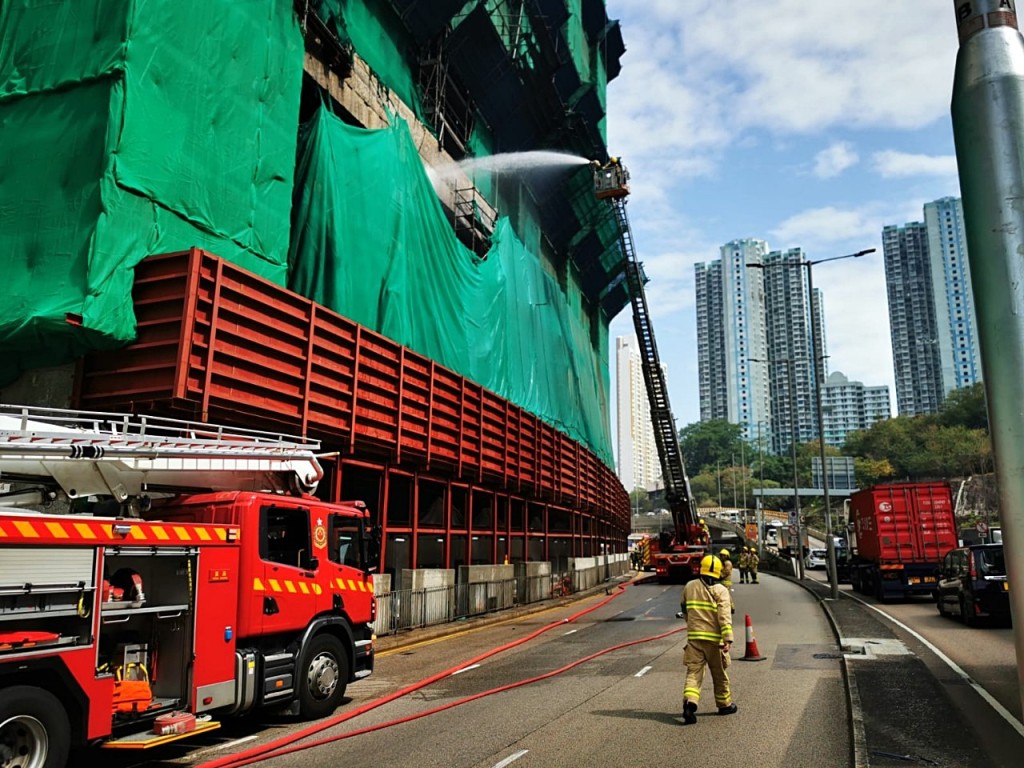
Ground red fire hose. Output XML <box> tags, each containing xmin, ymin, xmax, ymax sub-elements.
<box><xmin>199</xmin><ymin>582</ymin><xmax>680</xmax><ymax>768</ymax></box>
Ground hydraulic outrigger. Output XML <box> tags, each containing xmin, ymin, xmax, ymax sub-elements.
<box><xmin>594</xmin><ymin>158</ymin><xmax>708</xmax><ymax>582</ymax></box>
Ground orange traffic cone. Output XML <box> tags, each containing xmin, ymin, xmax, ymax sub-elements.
<box><xmin>739</xmin><ymin>613</ymin><xmax>766</xmax><ymax>661</ymax></box>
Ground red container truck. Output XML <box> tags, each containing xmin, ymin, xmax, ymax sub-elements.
<box><xmin>848</xmin><ymin>482</ymin><xmax>958</xmax><ymax>600</ymax></box>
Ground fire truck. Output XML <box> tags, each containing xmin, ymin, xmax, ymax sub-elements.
<box><xmin>595</xmin><ymin>159</ymin><xmax>707</xmax><ymax>582</ymax></box>
<box><xmin>0</xmin><ymin>404</ymin><xmax>379</xmax><ymax>768</ymax></box>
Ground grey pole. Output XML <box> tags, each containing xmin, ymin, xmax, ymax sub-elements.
<box><xmin>806</xmin><ymin>261</ymin><xmax>839</xmax><ymax>599</ymax></box>
<box><xmin>802</xmin><ymin>248</ymin><xmax>873</xmax><ymax>598</ymax></box>
<box><xmin>951</xmin><ymin>0</ymin><xmax>1024</xmax><ymax>716</ymax></box>
<box><xmin>788</xmin><ymin>361</ymin><xmax>805</xmax><ymax>581</ymax></box>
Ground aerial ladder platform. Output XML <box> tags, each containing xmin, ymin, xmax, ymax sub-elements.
<box><xmin>594</xmin><ymin>159</ymin><xmax>707</xmax><ymax>581</ymax></box>
<box><xmin>0</xmin><ymin>404</ymin><xmax>324</xmax><ymax>507</ymax></box>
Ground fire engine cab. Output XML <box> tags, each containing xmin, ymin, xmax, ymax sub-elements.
<box><xmin>0</xmin><ymin>404</ymin><xmax>380</xmax><ymax>768</ymax></box>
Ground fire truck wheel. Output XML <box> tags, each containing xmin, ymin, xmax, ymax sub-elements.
<box><xmin>0</xmin><ymin>685</ymin><xmax>70</xmax><ymax>768</ymax></box>
<box><xmin>297</xmin><ymin>634</ymin><xmax>349</xmax><ymax>719</ymax></box>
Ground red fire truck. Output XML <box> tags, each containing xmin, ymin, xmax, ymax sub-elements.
<box><xmin>0</xmin><ymin>404</ymin><xmax>379</xmax><ymax>768</ymax></box>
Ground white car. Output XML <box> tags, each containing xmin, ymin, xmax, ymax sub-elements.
<box><xmin>805</xmin><ymin>548</ymin><xmax>827</xmax><ymax>569</ymax></box>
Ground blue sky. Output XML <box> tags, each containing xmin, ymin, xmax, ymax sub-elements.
<box><xmin>604</xmin><ymin>0</ymin><xmax>963</xmax><ymax>433</ymax></box>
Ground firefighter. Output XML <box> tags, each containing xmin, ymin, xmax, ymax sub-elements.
<box><xmin>748</xmin><ymin>547</ymin><xmax>760</xmax><ymax>584</ymax></box>
<box><xmin>737</xmin><ymin>547</ymin><xmax>750</xmax><ymax>584</ymax></box>
<box><xmin>699</xmin><ymin>518</ymin><xmax>711</xmax><ymax>545</ymax></box>
<box><xmin>719</xmin><ymin>548</ymin><xmax>735</xmax><ymax>613</ymax></box>
<box><xmin>679</xmin><ymin>554</ymin><xmax>736</xmax><ymax>724</ymax></box>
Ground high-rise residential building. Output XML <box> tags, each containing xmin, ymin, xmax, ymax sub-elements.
<box><xmin>761</xmin><ymin>248</ymin><xmax>821</xmax><ymax>453</ymax></box>
<box><xmin>615</xmin><ymin>336</ymin><xmax>662</xmax><ymax>492</ymax></box>
<box><xmin>695</xmin><ymin>259</ymin><xmax>726</xmax><ymax>422</ymax></box>
<box><xmin>883</xmin><ymin>197</ymin><xmax>980</xmax><ymax>416</ymax></box>
<box><xmin>697</xmin><ymin>241</ymin><xmax>890</xmax><ymax>455</ymax></box>
<box><xmin>925</xmin><ymin>198</ymin><xmax>982</xmax><ymax>395</ymax></box>
<box><xmin>821</xmin><ymin>371</ymin><xmax>892</xmax><ymax>447</ymax></box>
<box><xmin>695</xmin><ymin>240</ymin><xmax>772</xmax><ymax>445</ymax></box>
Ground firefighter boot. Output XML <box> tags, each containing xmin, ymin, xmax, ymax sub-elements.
<box><xmin>682</xmin><ymin>701</ymin><xmax>698</xmax><ymax>725</ymax></box>
<box><xmin>718</xmin><ymin>703</ymin><xmax>738</xmax><ymax>716</ymax></box>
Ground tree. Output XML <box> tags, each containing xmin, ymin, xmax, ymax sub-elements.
<box><xmin>936</xmin><ymin>383</ymin><xmax>988</xmax><ymax>431</ymax></box>
<box><xmin>629</xmin><ymin>488</ymin><xmax>652</xmax><ymax>515</ymax></box>
<box><xmin>677</xmin><ymin>419</ymin><xmax>745</xmax><ymax>476</ymax></box>
<box><xmin>843</xmin><ymin>413</ymin><xmax>992</xmax><ymax>482</ymax></box>
<box><xmin>852</xmin><ymin>457</ymin><xmax>895</xmax><ymax>487</ymax></box>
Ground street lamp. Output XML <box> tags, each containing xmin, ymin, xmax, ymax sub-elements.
<box><xmin>750</xmin><ymin>357</ymin><xmax>804</xmax><ymax>580</ymax></box>
<box><xmin>749</xmin><ymin>248</ymin><xmax>875</xmax><ymax>599</ymax></box>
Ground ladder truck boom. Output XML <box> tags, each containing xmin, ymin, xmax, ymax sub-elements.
<box><xmin>0</xmin><ymin>404</ymin><xmax>324</xmax><ymax>502</ymax></box>
<box><xmin>594</xmin><ymin>158</ymin><xmax>707</xmax><ymax>582</ymax></box>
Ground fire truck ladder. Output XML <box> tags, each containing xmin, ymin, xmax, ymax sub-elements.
<box><xmin>609</xmin><ymin>196</ymin><xmax>698</xmax><ymax>530</ymax></box>
<box><xmin>0</xmin><ymin>404</ymin><xmax>324</xmax><ymax>503</ymax></box>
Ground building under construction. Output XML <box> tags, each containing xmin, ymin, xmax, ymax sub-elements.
<box><xmin>0</xmin><ymin>0</ymin><xmax>631</xmax><ymax>584</ymax></box>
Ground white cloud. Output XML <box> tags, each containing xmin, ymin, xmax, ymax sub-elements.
<box><xmin>872</xmin><ymin>150</ymin><xmax>959</xmax><ymax>178</ymax></box>
<box><xmin>770</xmin><ymin>205</ymin><xmax>883</xmax><ymax>252</ymax></box>
<box><xmin>609</xmin><ymin>0</ymin><xmax>957</xmax><ymax>168</ymax></box>
<box><xmin>813</xmin><ymin>142</ymin><xmax>859</xmax><ymax>179</ymax></box>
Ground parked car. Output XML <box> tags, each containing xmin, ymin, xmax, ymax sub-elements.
<box><xmin>805</xmin><ymin>548</ymin><xmax>827</xmax><ymax>570</ymax></box>
<box><xmin>934</xmin><ymin>544</ymin><xmax>1010</xmax><ymax>626</ymax></box>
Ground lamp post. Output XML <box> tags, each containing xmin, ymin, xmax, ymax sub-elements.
<box><xmin>803</xmin><ymin>249</ymin><xmax>874</xmax><ymax>599</ymax></box>
<box><xmin>749</xmin><ymin>248</ymin><xmax>874</xmax><ymax>599</ymax></box>
<box><xmin>750</xmin><ymin>357</ymin><xmax>804</xmax><ymax>579</ymax></box>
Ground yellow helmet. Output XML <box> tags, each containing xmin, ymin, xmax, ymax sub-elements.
<box><xmin>719</xmin><ymin>548</ymin><xmax>731</xmax><ymax>558</ymax></box>
<box><xmin>699</xmin><ymin>518</ymin><xmax>706</xmax><ymax>524</ymax></box>
<box><xmin>699</xmin><ymin>554</ymin><xmax>723</xmax><ymax>579</ymax></box>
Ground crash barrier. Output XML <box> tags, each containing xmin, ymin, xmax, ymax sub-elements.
<box><xmin>372</xmin><ymin>554</ymin><xmax>629</xmax><ymax>636</ymax></box>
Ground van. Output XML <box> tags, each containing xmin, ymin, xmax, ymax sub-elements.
<box><xmin>765</xmin><ymin>527</ymin><xmax>778</xmax><ymax>546</ymax></box>
<box><xmin>934</xmin><ymin>544</ymin><xmax>1010</xmax><ymax>626</ymax></box>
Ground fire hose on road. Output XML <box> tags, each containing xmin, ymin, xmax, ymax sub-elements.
<box><xmin>199</xmin><ymin>582</ymin><xmax>684</xmax><ymax>768</ymax></box>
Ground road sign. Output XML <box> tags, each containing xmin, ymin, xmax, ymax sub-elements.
<box><xmin>789</xmin><ymin>525</ymin><xmax>798</xmax><ymax>536</ymax></box>
<box><xmin>976</xmin><ymin>521</ymin><xmax>989</xmax><ymax>535</ymax></box>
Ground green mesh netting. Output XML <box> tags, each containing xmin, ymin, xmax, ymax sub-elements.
<box><xmin>0</xmin><ymin>0</ymin><xmax>302</xmax><ymax>384</ymax></box>
<box><xmin>288</xmin><ymin>106</ymin><xmax>613</xmax><ymax>463</ymax></box>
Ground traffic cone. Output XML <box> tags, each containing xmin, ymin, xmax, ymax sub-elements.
<box><xmin>739</xmin><ymin>613</ymin><xmax>766</xmax><ymax>661</ymax></box>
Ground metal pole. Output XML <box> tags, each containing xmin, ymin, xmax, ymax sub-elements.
<box><xmin>951</xmin><ymin>0</ymin><xmax>1024</xmax><ymax>716</ymax></box>
<box><xmin>806</xmin><ymin>262</ymin><xmax>839</xmax><ymax>599</ymax></box>
<box><xmin>789</xmin><ymin>361</ymin><xmax>805</xmax><ymax>580</ymax></box>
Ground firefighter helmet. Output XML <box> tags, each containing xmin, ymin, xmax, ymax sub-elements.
<box><xmin>719</xmin><ymin>548</ymin><xmax>731</xmax><ymax>559</ymax></box>
<box><xmin>699</xmin><ymin>554</ymin><xmax>723</xmax><ymax>579</ymax></box>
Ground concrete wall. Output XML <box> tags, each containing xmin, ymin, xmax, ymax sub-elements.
<box><xmin>401</xmin><ymin>568</ymin><xmax>455</xmax><ymax>627</ymax></box>
<box><xmin>458</xmin><ymin>564</ymin><xmax>515</xmax><ymax>614</ymax></box>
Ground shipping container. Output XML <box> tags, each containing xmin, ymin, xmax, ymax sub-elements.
<box><xmin>848</xmin><ymin>483</ymin><xmax>958</xmax><ymax>600</ymax></box>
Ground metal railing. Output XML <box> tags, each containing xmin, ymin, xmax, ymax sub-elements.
<box><xmin>372</xmin><ymin>571</ymin><xmax>589</xmax><ymax>637</ymax></box>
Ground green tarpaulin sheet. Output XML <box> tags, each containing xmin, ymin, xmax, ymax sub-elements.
<box><xmin>289</xmin><ymin>107</ymin><xmax>612</xmax><ymax>463</ymax></box>
<box><xmin>0</xmin><ymin>0</ymin><xmax>302</xmax><ymax>383</ymax></box>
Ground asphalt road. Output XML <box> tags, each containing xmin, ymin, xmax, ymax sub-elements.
<box><xmin>210</xmin><ymin>577</ymin><xmax>847</xmax><ymax>768</ymax></box>
<box><xmin>80</xmin><ymin>575</ymin><xmax>848</xmax><ymax>768</ymax></box>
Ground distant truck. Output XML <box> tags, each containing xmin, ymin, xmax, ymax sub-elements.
<box><xmin>777</xmin><ymin>525</ymin><xmax>808</xmax><ymax>558</ymax></box>
<box><xmin>848</xmin><ymin>483</ymin><xmax>958</xmax><ymax>600</ymax></box>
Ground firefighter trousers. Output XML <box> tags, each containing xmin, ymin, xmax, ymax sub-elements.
<box><xmin>683</xmin><ymin>638</ymin><xmax>732</xmax><ymax>709</ymax></box>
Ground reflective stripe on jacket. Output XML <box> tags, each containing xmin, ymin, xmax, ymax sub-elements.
<box><xmin>681</xmin><ymin>578</ymin><xmax>734</xmax><ymax>643</ymax></box>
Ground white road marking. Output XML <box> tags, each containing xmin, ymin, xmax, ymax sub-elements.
<box><xmin>563</xmin><ymin>629</ymin><xmax>577</xmax><ymax>635</ymax></box>
<box><xmin>188</xmin><ymin>734</ymin><xmax>259</xmax><ymax>757</ymax></box>
<box><xmin>492</xmin><ymin>749</ymin><xmax>529</xmax><ymax>767</ymax></box>
<box><xmin>852</xmin><ymin>595</ymin><xmax>1024</xmax><ymax>738</ymax></box>
<box><xmin>452</xmin><ymin>663</ymin><xmax>481</xmax><ymax>675</ymax></box>
<box><xmin>635</xmin><ymin>665</ymin><xmax>652</xmax><ymax>678</ymax></box>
